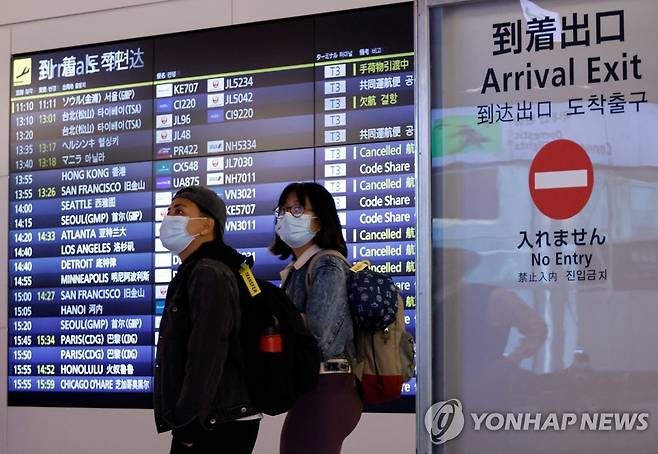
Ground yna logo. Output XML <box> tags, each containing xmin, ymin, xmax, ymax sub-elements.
<box><xmin>424</xmin><ymin>398</ymin><xmax>465</xmax><ymax>445</ymax></box>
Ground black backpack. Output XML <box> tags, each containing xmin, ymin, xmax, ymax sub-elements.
<box><xmin>233</xmin><ymin>257</ymin><xmax>321</xmax><ymax>416</ymax></box>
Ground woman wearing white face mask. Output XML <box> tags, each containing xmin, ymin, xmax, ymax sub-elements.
<box><xmin>271</xmin><ymin>182</ymin><xmax>362</xmax><ymax>454</ymax></box>
<box><xmin>154</xmin><ymin>186</ymin><xmax>260</xmax><ymax>454</ymax></box>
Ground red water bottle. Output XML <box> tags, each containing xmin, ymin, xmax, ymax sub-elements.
<box><xmin>259</xmin><ymin>326</ymin><xmax>283</xmax><ymax>353</ymax></box>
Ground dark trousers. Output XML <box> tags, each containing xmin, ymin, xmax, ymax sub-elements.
<box><xmin>170</xmin><ymin>419</ymin><xmax>260</xmax><ymax>454</ymax></box>
<box><xmin>280</xmin><ymin>374</ymin><xmax>363</xmax><ymax>454</ymax></box>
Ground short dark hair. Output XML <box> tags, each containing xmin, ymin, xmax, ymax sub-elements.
<box><xmin>269</xmin><ymin>182</ymin><xmax>347</xmax><ymax>260</ymax></box>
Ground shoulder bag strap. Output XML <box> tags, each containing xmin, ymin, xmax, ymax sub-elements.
<box><xmin>305</xmin><ymin>250</ymin><xmax>351</xmax><ymax>291</ymax></box>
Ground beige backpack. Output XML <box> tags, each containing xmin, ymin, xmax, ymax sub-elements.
<box><xmin>307</xmin><ymin>250</ymin><xmax>415</xmax><ymax>404</ymax></box>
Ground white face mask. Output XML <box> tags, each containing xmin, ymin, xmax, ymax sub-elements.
<box><xmin>275</xmin><ymin>213</ymin><xmax>317</xmax><ymax>248</ymax></box>
<box><xmin>160</xmin><ymin>216</ymin><xmax>206</xmax><ymax>255</ymax></box>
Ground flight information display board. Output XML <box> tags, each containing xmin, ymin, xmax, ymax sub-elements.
<box><xmin>8</xmin><ymin>4</ymin><xmax>415</xmax><ymax>410</ymax></box>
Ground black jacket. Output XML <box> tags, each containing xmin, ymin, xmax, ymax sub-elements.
<box><xmin>154</xmin><ymin>241</ymin><xmax>258</xmax><ymax>434</ymax></box>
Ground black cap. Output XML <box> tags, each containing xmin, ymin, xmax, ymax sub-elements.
<box><xmin>173</xmin><ymin>186</ymin><xmax>227</xmax><ymax>237</ymax></box>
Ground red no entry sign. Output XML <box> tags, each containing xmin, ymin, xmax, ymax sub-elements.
<box><xmin>529</xmin><ymin>139</ymin><xmax>594</xmax><ymax>220</ymax></box>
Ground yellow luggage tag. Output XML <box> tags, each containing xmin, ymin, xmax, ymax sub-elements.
<box><xmin>350</xmin><ymin>260</ymin><xmax>370</xmax><ymax>273</ymax></box>
<box><xmin>239</xmin><ymin>263</ymin><xmax>261</xmax><ymax>297</ymax></box>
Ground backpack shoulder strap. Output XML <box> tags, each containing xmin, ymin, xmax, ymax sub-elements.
<box><xmin>305</xmin><ymin>250</ymin><xmax>350</xmax><ymax>291</ymax></box>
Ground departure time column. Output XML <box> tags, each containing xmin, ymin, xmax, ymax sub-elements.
<box><xmin>8</xmin><ymin>40</ymin><xmax>156</xmax><ymax>405</ymax></box>
<box><xmin>8</xmin><ymin>163</ymin><xmax>155</xmax><ymax>398</ymax></box>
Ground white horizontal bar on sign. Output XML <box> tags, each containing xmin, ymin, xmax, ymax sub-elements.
<box><xmin>534</xmin><ymin>169</ymin><xmax>588</xmax><ymax>190</ymax></box>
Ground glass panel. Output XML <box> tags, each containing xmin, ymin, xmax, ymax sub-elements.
<box><xmin>429</xmin><ymin>0</ymin><xmax>658</xmax><ymax>452</ymax></box>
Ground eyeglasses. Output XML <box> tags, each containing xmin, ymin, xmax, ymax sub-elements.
<box><xmin>273</xmin><ymin>205</ymin><xmax>306</xmax><ymax>218</ymax></box>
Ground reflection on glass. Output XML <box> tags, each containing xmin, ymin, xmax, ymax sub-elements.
<box><xmin>429</xmin><ymin>0</ymin><xmax>658</xmax><ymax>452</ymax></box>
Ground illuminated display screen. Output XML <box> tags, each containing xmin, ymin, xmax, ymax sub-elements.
<box><xmin>8</xmin><ymin>4</ymin><xmax>416</xmax><ymax>410</ymax></box>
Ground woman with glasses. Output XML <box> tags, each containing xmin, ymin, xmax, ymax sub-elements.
<box><xmin>270</xmin><ymin>182</ymin><xmax>362</xmax><ymax>454</ymax></box>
